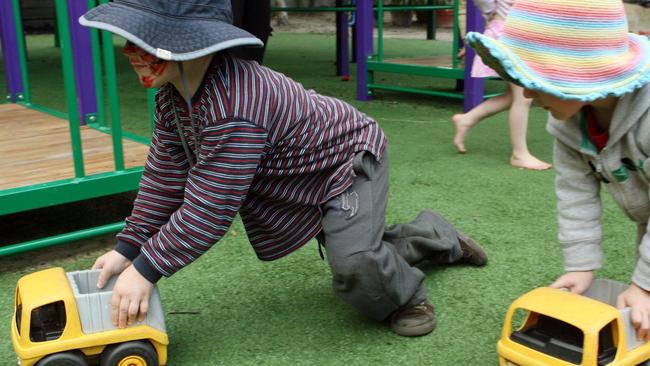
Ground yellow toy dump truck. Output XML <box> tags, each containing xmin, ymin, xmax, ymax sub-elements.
<box><xmin>498</xmin><ymin>279</ymin><xmax>650</xmax><ymax>366</ymax></box>
<box><xmin>11</xmin><ymin>267</ymin><xmax>168</xmax><ymax>366</ymax></box>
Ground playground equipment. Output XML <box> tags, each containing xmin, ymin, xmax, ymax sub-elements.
<box><xmin>11</xmin><ymin>267</ymin><xmax>168</xmax><ymax>366</ymax></box>
<box><xmin>354</xmin><ymin>0</ymin><xmax>489</xmax><ymax>111</ymax></box>
<box><xmin>0</xmin><ymin>0</ymin><xmax>151</xmax><ymax>256</ymax></box>
<box><xmin>271</xmin><ymin>0</ymin><xmax>358</xmax><ymax>80</ymax></box>
<box><xmin>272</xmin><ymin>1</ymin><xmax>489</xmax><ymax>111</ymax></box>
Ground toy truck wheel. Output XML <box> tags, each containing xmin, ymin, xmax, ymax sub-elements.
<box><xmin>36</xmin><ymin>351</ymin><xmax>88</xmax><ymax>366</ymax></box>
<box><xmin>100</xmin><ymin>341</ymin><xmax>158</xmax><ymax>366</ymax></box>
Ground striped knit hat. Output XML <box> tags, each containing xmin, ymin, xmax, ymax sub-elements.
<box><xmin>466</xmin><ymin>0</ymin><xmax>650</xmax><ymax>102</ymax></box>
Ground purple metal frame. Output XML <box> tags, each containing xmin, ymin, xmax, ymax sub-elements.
<box><xmin>335</xmin><ymin>4</ymin><xmax>350</xmax><ymax>79</ymax></box>
<box><xmin>0</xmin><ymin>0</ymin><xmax>25</xmax><ymax>102</ymax></box>
<box><xmin>67</xmin><ymin>0</ymin><xmax>98</xmax><ymax>124</ymax></box>
<box><xmin>355</xmin><ymin>0</ymin><xmax>373</xmax><ymax>101</ymax></box>
<box><xmin>463</xmin><ymin>0</ymin><xmax>485</xmax><ymax>112</ymax></box>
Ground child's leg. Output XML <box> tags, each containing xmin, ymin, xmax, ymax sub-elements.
<box><xmin>320</xmin><ymin>152</ymin><xmax>483</xmax><ymax>337</ymax></box>
<box><xmin>452</xmin><ymin>87</ymin><xmax>512</xmax><ymax>153</ymax></box>
<box><xmin>320</xmin><ymin>152</ymin><xmax>427</xmax><ymax>322</ymax></box>
<box><xmin>382</xmin><ymin>209</ymin><xmax>465</xmax><ymax>266</ymax></box>
<box><xmin>508</xmin><ymin>83</ymin><xmax>552</xmax><ymax>170</ymax></box>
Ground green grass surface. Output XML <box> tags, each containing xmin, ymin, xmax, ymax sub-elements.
<box><xmin>0</xmin><ymin>32</ymin><xmax>637</xmax><ymax>365</ymax></box>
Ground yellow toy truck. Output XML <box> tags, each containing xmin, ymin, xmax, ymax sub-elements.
<box><xmin>498</xmin><ymin>279</ymin><xmax>650</xmax><ymax>366</ymax></box>
<box><xmin>11</xmin><ymin>267</ymin><xmax>168</xmax><ymax>366</ymax></box>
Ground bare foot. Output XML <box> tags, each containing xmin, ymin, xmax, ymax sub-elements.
<box><xmin>510</xmin><ymin>153</ymin><xmax>552</xmax><ymax>170</ymax></box>
<box><xmin>452</xmin><ymin>113</ymin><xmax>477</xmax><ymax>153</ymax></box>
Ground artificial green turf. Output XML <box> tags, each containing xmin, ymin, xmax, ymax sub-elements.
<box><xmin>0</xmin><ymin>31</ymin><xmax>638</xmax><ymax>365</ymax></box>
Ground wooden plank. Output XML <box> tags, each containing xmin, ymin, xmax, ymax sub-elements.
<box><xmin>0</xmin><ymin>104</ymin><xmax>150</xmax><ymax>190</ymax></box>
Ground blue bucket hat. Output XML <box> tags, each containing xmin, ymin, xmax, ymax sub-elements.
<box><xmin>79</xmin><ymin>0</ymin><xmax>263</xmax><ymax>61</ymax></box>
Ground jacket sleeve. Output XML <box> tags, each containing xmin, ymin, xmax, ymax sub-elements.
<box><xmin>132</xmin><ymin>120</ymin><xmax>268</xmax><ymax>283</ymax></box>
<box><xmin>114</xmin><ymin>107</ymin><xmax>189</xmax><ymax>261</ymax></box>
<box><xmin>632</xmin><ymin>135</ymin><xmax>650</xmax><ymax>290</ymax></box>
<box><xmin>633</xmin><ymin>220</ymin><xmax>650</xmax><ymax>291</ymax></box>
<box><xmin>554</xmin><ymin>139</ymin><xmax>604</xmax><ymax>272</ymax></box>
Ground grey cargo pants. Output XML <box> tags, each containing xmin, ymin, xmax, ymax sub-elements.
<box><xmin>319</xmin><ymin>151</ymin><xmax>466</xmax><ymax>321</ymax></box>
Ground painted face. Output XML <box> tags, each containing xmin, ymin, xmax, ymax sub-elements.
<box><xmin>122</xmin><ymin>41</ymin><xmax>172</xmax><ymax>88</ymax></box>
<box><xmin>523</xmin><ymin>88</ymin><xmax>585</xmax><ymax>121</ymax></box>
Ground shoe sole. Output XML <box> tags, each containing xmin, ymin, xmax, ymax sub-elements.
<box><xmin>391</xmin><ymin>319</ymin><xmax>437</xmax><ymax>337</ymax></box>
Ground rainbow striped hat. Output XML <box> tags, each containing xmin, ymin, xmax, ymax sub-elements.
<box><xmin>466</xmin><ymin>0</ymin><xmax>650</xmax><ymax>102</ymax></box>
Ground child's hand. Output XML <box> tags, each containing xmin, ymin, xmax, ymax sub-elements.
<box><xmin>110</xmin><ymin>264</ymin><xmax>154</xmax><ymax>328</ymax></box>
<box><xmin>92</xmin><ymin>250</ymin><xmax>132</xmax><ymax>288</ymax></box>
<box><xmin>549</xmin><ymin>271</ymin><xmax>594</xmax><ymax>294</ymax></box>
<box><xmin>616</xmin><ymin>284</ymin><xmax>650</xmax><ymax>341</ymax></box>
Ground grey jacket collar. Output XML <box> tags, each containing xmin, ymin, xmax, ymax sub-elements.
<box><xmin>547</xmin><ymin>82</ymin><xmax>650</xmax><ymax>154</ymax></box>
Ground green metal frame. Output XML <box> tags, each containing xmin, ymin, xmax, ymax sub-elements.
<box><xmin>0</xmin><ymin>0</ymin><xmax>151</xmax><ymax>256</ymax></box>
<box><xmin>272</xmin><ymin>2</ymin><xmax>482</xmax><ymax>99</ymax></box>
<box><xmin>368</xmin><ymin>0</ymin><xmax>469</xmax><ymax>99</ymax></box>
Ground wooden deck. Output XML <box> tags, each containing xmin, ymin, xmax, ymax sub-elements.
<box><xmin>385</xmin><ymin>55</ymin><xmax>456</xmax><ymax>68</ymax></box>
<box><xmin>0</xmin><ymin>104</ymin><xmax>149</xmax><ymax>190</ymax></box>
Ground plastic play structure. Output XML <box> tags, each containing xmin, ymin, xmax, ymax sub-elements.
<box><xmin>354</xmin><ymin>0</ymin><xmax>489</xmax><ymax>111</ymax></box>
<box><xmin>0</xmin><ymin>0</ymin><xmax>152</xmax><ymax>256</ymax></box>
<box><xmin>272</xmin><ymin>0</ymin><xmax>490</xmax><ymax>111</ymax></box>
<box><xmin>272</xmin><ymin>0</ymin><xmax>358</xmax><ymax>80</ymax></box>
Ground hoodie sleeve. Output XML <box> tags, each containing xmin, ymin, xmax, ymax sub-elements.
<box><xmin>632</xmin><ymin>112</ymin><xmax>650</xmax><ymax>291</ymax></box>
<box><xmin>554</xmin><ymin>139</ymin><xmax>604</xmax><ymax>272</ymax></box>
<box><xmin>633</xmin><ymin>220</ymin><xmax>650</xmax><ymax>291</ymax></box>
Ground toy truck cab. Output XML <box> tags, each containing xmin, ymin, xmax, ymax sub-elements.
<box><xmin>11</xmin><ymin>267</ymin><xmax>168</xmax><ymax>366</ymax></box>
<box><xmin>498</xmin><ymin>279</ymin><xmax>650</xmax><ymax>366</ymax></box>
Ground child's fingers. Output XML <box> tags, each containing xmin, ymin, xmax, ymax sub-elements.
<box><xmin>138</xmin><ymin>299</ymin><xmax>149</xmax><ymax>322</ymax></box>
<box><xmin>549</xmin><ymin>278</ymin><xmax>569</xmax><ymax>289</ymax></box>
<box><xmin>632</xmin><ymin>308</ymin><xmax>650</xmax><ymax>341</ymax></box>
<box><xmin>127</xmin><ymin>300</ymin><xmax>140</xmax><ymax>326</ymax></box>
<box><xmin>118</xmin><ymin>297</ymin><xmax>130</xmax><ymax>329</ymax></box>
<box><xmin>641</xmin><ymin>312</ymin><xmax>650</xmax><ymax>341</ymax></box>
<box><xmin>111</xmin><ymin>292</ymin><xmax>121</xmax><ymax>326</ymax></box>
<box><xmin>92</xmin><ymin>256</ymin><xmax>104</xmax><ymax>270</ymax></box>
<box><xmin>96</xmin><ymin>267</ymin><xmax>113</xmax><ymax>289</ymax></box>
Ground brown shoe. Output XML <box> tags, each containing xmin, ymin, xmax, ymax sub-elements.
<box><xmin>390</xmin><ymin>300</ymin><xmax>436</xmax><ymax>337</ymax></box>
<box><xmin>457</xmin><ymin>232</ymin><xmax>488</xmax><ymax>266</ymax></box>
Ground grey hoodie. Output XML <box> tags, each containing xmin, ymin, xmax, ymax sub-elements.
<box><xmin>547</xmin><ymin>82</ymin><xmax>650</xmax><ymax>290</ymax></box>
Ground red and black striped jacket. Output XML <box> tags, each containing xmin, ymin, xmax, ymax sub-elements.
<box><xmin>115</xmin><ymin>54</ymin><xmax>387</xmax><ymax>282</ymax></box>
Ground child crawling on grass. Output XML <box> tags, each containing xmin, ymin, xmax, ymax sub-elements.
<box><xmin>80</xmin><ymin>0</ymin><xmax>487</xmax><ymax>338</ymax></box>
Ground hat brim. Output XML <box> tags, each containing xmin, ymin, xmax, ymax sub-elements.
<box><xmin>79</xmin><ymin>2</ymin><xmax>263</xmax><ymax>61</ymax></box>
<box><xmin>466</xmin><ymin>32</ymin><xmax>650</xmax><ymax>102</ymax></box>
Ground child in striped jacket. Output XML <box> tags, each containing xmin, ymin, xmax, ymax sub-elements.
<box><xmin>80</xmin><ymin>0</ymin><xmax>488</xmax><ymax>338</ymax></box>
